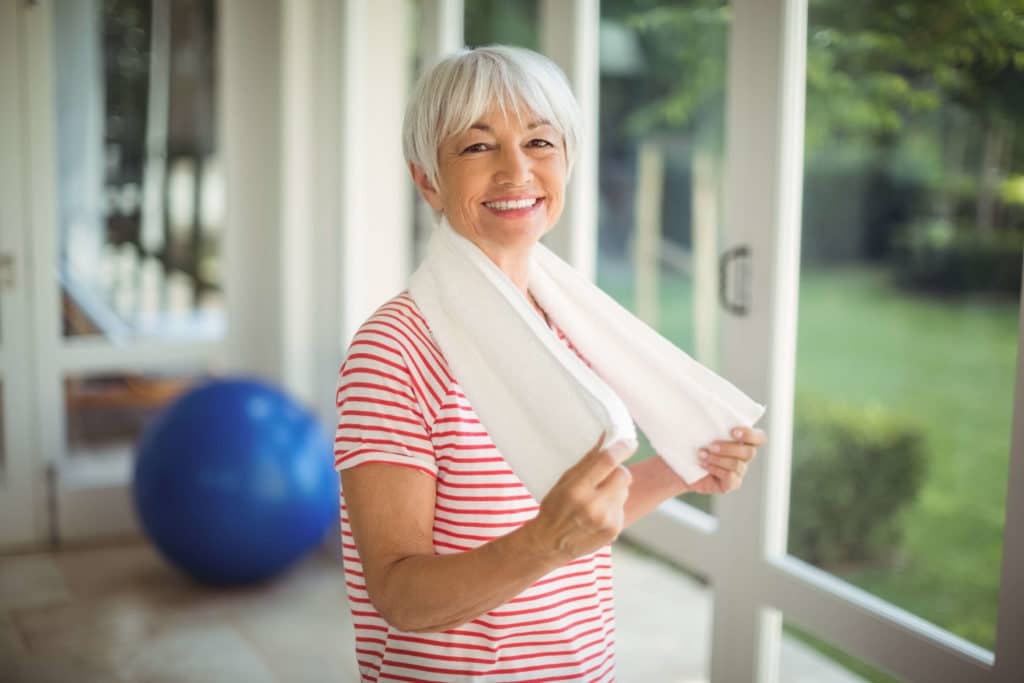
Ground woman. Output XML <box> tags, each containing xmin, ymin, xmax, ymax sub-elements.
<box><xmin>335</xmin><ymin>45</ymin><xmax>766</xmax><ymax>682</ymax></box>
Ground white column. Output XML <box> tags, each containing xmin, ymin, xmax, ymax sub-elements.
<box><xmin>336</xmin><ymin>0</ymin><xmax>412</xmax><ymax>352</ymax></box>
<box><xmin>279</xmin><ymin>0</ymin><xmax>318</xmax><ymax>407</ymax></box>
<box><xmin>272</xmin><ymin>0</ymin><xmax>414</xmax><ymax>421</ymax></box>
<box><xmin>539</xmin><ymin>0</ymin><xmax>600</xmax><ymax>280</ymax></box>
<box><xmin>413</xmin><ymin>0</ymin><xmax>465</xmax><ymax>265</ymax></box>
<box><xmin>310</xmin><ymin>0</ymin><xmax>346</xmax><ymax>424</ymax></box>
<box><xmin>218</xmin><ymin>0</ymin><xmax>285</xmax><ymax>383</ymax></box>
<box><xmin>420</xmin><ymin>0</ymin><xmax>464</xmax><ymax>61</ymax></box>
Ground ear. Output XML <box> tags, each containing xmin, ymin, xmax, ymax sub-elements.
<box><xmin>409</xmin><ymin>162</ymin><xmax>444</xmax><ymax>212</ymax></box>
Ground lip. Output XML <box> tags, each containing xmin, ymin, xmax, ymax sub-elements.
<box><xmin>481</xmin><ymin>196</ymin><xmax>545</xmax><ymax>219</ymax></box>
<box><xmin>481</xmin><ymin>195</ymin><xmax>544</xmax><ymax>203</ymax></box>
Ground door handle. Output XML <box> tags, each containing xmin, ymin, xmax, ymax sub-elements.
<box><xmin>718</xmin><ymin>244</ymin><xmax>751</xmax><ymax>316</ymax></box>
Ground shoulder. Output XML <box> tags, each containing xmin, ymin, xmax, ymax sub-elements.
<box><xmin>348</xmin><ymin>290</ymin><xmax>438</xmax><ymax>360</ymax></box>
<box><xmin>341</xmin><ymin>290</ymin><xmax>452</xmax><ymax>417</ymax></box>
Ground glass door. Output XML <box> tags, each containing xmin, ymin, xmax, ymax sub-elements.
<box><xmin>22</xmin><ymin>0</ymin><xmax>227</xmax><ymax>543</ymax></box>
<box><xmin>595</xmin><ymin>0</ymin><xmax>734</xmax><ymax>518</ymax></box>
<box><xmin>782</xmin><ymin>0</ymin><xmax>1024</xmax><ymax>674</ymax></box>
<box><xmin>702</xmin><ymin>1</ymin><xmax>1024</xmax><ymax>681</ymax></box>
<box><xmin>578</xmin><ymin>0</ymin><xmax>1024</xmax><ymax>681</ymax></box>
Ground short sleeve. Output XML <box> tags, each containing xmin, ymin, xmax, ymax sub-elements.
<box><xmin>334</xmin><ymin>325</ymin><xmax>438</xmax><ymax>479</ymax></box>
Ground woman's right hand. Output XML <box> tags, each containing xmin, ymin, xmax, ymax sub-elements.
<box><xmin>526</xmin><ymin>431</ymin><xmax>636</xmax><ymax>563</ymax></box>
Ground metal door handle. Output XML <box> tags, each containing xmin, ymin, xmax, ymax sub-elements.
<box><xmin>718</xmin><ymin>244</ymin><xmax>751</xmax><ymax>316</ymax></box>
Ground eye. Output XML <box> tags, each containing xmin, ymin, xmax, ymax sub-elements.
<box><xmin>462</xmin><ymin>143</ymin><xmax>489</xmax><ymax>153</ymax></box>
<box><xmin>528</xmin><ymin>139</ymin><xmax>554</xmax><ymax>148</ymax></box>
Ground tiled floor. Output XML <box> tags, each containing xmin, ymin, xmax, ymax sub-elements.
<box><xmin>0</xmin><ymin>536</ymin><xmax>866</xmax><ymax>682</ymax></box>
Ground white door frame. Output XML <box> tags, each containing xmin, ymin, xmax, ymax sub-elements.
<box><xmin>0</xmin><ymin>0</ymin><xmax>49</xmax><ymax>551</ymax></box>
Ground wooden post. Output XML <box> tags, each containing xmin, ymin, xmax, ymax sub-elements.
<box><xmin>633</xmin><ymin>139</ymin><xmax>664</xmax><ymax>326</ymax></box>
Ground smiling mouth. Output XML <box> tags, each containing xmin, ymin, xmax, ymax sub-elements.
<box><xmin>482</xmin><ymin>197</ymin><xmax>543</xmax><ymax>211</ymax></box>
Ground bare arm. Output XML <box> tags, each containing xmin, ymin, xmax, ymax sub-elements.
<box><xmin>341</xmin><ymin>464</ymin><xmax>565</xmax><ymax>633</ymax></box>
<box><xmin>341</xmin><ymin>433</ymin><xmax>632</xmax><ymax>633</ymax></box>
<box><xmin>623</xmin><ymin>456</ymin><xmax>691</xmax><ymax>528</ymax></box>
<box><xmin>622</xmin><ymin>426</ymin><xmax>768</xmax><ymax>523</ymax></box>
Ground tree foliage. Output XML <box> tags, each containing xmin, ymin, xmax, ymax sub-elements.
<box><xmin>605</xmin><ymin>0</ymin><xmax>1024</xmax><ymax>149</ymax></box>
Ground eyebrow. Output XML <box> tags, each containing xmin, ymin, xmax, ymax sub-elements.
<box><xmin>468</xmin><ymin>119</ymin><xmax>552</xmax><ymax>132</ymax></box>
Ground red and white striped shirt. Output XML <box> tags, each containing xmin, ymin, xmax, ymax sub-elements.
<box><xmin>334</xmin><ymin>290</ymin><xmax>616</xmax><ymax>682</ymax></box>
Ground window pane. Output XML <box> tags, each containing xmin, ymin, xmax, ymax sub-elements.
<box><xmin>788</xmin><ymin>0</ymin><xmax>1023</xmax><ymax>652</ymax></box>
<box><xmin>599</xmin><ymin>0</ymin><xmax>730</xmax><ymax>515</ymax></box>
<box><xmin>65</xmin><ymin>370</ymin><xmax>208</xmax><ymax>459</ymax></box>
<box><xmin>464</xmin><ymin>0</ymin><xmax>540</xmax><ymax>51</ymax></box>
<box><xmin>55</xmin><ymin>0</ymin><xmax>224</xmax><ymax>342</ymax></box>
<box><xmin>782</xmin><ymin>619</ymin><xmax>901</xmax><ymax>683</ymax></box>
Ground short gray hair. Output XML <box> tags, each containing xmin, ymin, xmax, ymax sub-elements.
<box><xmin>402</xmin><ymin>45</ymin><xmax>583</xmax><ymax>192</ymax></box>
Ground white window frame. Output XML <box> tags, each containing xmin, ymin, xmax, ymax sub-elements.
<box><xmin>0</xmin><ymin>0</ymin><xmax>49</xmax><ymax>549</ymax></box>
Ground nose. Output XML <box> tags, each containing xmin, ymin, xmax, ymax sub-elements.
<box><xmin>494</xmin><ymin>145</ymin><xmax>532</xmax><ymax>186</ymax></box>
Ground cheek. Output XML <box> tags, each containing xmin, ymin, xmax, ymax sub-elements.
<box><xmin>438</xmin><ymin>169</ymin><xmax>477</xmax><ymax>210</ymax></box>
<box><xmin>545</xmin><ymin>170</ymin><xmax>566</xmax><ymax>206</ymax></box>
<box><xmin>550</xmin><ymin>158</ymin><xmax>568</xmax><ymax>192</ymax></box>
<box><xmin>450</xmin><ymin>170</ymin><xmax>489</xmax><ymax>206</ymax></box>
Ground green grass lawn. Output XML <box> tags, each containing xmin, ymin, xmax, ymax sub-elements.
<box><xmin>598</xmin><ymin>258</ymin><xmax>1017</xmax><ymax>680</ymax></box>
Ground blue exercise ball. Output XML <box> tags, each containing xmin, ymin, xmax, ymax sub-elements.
<box><xmin>133</xmin><ymin>376</ymin><xmax>338</xmax><ymax>585</ymax></box>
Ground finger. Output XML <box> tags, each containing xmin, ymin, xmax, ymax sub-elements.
<box><xmin>701</xmin><ymin>452</ymin><xmax>749</xmax><ymax>475</ymax></box>
<box><xmin>707</xmin><ymin>442</ymin><xmax>755</xmax><ymax>462</ymax></box>
<box><xmin>730</xmin><ymin>426</ymin><xmax>766</xmax><ymax>446</ymax></box>
<box><xmin>596</xmin><ymin>463</ymin><xmax>632</xmax><ymax>494</ymax></box>
<box><xmin>555</xmin><ymin>431</ymin><xmax>604</xmax><ymax>487</ymax></box>
<box><xmin>700</xmin><ymin>461</ymin><xmax>742</xmax><ymax>490</ymax></box>
<box><xmin>572</xmin><ymin>431</ymin><xmax>623</xmax><ymax>487</ymax></box>
<box><xmin>576</xmin><ymin>430</ymin><xmax>607</xmax><ymax>465</ymax></box>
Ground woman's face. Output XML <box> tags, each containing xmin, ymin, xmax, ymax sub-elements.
<box><xmin>413</xmin><ymin>105</ymin><xmax>567</xmax><ymax>254</ymax></box>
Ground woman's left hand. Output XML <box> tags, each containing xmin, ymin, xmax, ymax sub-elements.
<box><xmin>685</xmin><ymin>426</ymin><xmax>767</xmax><ymax>495</ymax></box>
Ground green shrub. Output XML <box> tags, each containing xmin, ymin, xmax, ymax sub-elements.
<box><xmin>788</xmin><ymin>391</ymin><xmax>929</xmax><ymax>569</ymax></box>
<box><xmin>890</xmin><ymin>220</ymin><xmax>1023</xmax><ymax>297</ymax></box>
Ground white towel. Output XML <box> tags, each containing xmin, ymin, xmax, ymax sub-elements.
<box><xmin>408</xmin><ymin>215</ymin><xmax>767</xmax><ymax>500</ymax></box>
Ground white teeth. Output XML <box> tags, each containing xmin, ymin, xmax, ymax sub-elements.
<box><xmin>484</xmin><ymin>198</ymin><xmax>539</xmax><ymax>211</ymax></box>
